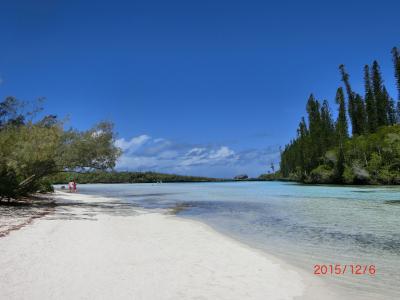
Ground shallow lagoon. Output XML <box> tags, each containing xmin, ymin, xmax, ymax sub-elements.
<box><xmin>77</xmin><ymin>181</ymin><xmax>400</xmax><ymax>299</ymax></box>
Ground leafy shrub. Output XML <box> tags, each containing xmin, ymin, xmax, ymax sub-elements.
<box><xmin>308</xmin><ymin>165</ymin><xmax>335</xmax><ymax>183</ymax></box>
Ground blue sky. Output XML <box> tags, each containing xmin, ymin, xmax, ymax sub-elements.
<box><xmin>0</xmin><ymin>0</ymin><xmax>399</xmax><ymax>177</ymax></box>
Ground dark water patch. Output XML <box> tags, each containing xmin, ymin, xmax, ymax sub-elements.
<box><xmin>179</xmin><ymin>200</ymin><xmax>270</xmax><ymax>213</ymax></box>
<box><xmin>129</xmin><ymin>197</ymin><xmax>184</xmax><ymax>210</ymax></box>
<box><xmin>245</xmin><ymin>217</ymin><xmax>400</xmax><ymax>254</ymax></box>
<box><xmin>168</xmin><ymin>202</ymin><xmax>194</xmax><ymax>214</ymax></box>
<box><xmin>119</xmin><ymin>192</ymin><xmax>180</xmax><ymax>198</ymax></box>
<box><xmin>175</xmin><ymin>199</ymin><xmax>400</xmax><ymax>255</ymax></box>
<box><xmin>385</xmin><ymin>200</ymin><xmax>400</xmax><ymax>205</ymax></box>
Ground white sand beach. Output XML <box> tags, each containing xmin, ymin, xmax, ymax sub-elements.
<box><xmin>0</xmin><ymin>191</ymin><xmax>336</xmax><ymax>300</ymax></box>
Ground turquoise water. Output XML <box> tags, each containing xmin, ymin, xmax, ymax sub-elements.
<box><xmin>76</xmin><ymin>181</ymin><xmax>400</xmax><ymax>299</ymax></box>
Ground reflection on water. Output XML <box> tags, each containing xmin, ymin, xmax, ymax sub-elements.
<box><xmin>75</xmin><ymin>182</ymin><xmax>400</xmax><ymax>300</ymax></box>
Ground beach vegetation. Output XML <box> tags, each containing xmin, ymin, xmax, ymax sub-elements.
<box><xmin>277</xmin><ymin>47</ymin><xmax>400</xmax><ymax>184</ymax></box>
<box><xmin>0</xmin><ymin>98</ymin><xmax>120</xmax><ymax>202</ymax></box>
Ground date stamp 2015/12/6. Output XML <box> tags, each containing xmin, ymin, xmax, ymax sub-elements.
<box><xmin>313</xmin><ymin>264</ymin><xmax>376</xmax><ymax>276</ymax></box>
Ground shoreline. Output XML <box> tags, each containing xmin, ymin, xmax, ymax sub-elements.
<box><xmin>0</xmin><ymin>191</ymin><xmax>337</xmax><ymax>300</ymax></box>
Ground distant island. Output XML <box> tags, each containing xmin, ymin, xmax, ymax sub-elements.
<box><xmin>50</xmin><ymin>171</ymin><xmax>221</xmax><ymax>184</ymax></box>
<box><xmin>50</xmin><ymin>171</ymin><xmax>267</xmax><ymax>184</ymax></box>
<box><xmin>260</xmin><ymin>47</ymin><xmax>400</xmax><ymax>185</ymax></box>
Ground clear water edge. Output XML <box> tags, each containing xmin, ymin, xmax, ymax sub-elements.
<box><xmin>72</xmin><ymin>181</ymin><xmax>400</xmax><ymax>299</ymax></box>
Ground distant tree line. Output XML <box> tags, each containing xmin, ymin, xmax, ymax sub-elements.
<box><xmin>50</xmin><ymin>171</ymin><xmax>220</xmax><ymax>184</ymax></box>
<box><xmin>0</xmin><ymin>98</ymin><xmax>120</xmax><ymax>202</ymax></box>
<box><xmin>279</xmin><ymin>47</ymin><xmax>400</xmax><ymax>184</ymax></box>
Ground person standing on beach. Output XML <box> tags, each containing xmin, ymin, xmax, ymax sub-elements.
<box><xmin>68</xmin><ymin>181</ymin><xmax>73</xmax><ymax>192</ymax></box>
<box><xmin>73</xmin><ymin>181</ymin><xmax>77</xmax><ymax>193</ymax></box>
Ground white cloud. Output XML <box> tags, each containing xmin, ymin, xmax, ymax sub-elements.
<box><xmin>115</xmin><ymin>134</ymin><xmax>280</xmax><ymax>178</ymax></box>
<box><xmin>179</xmin><ymin>146</ymin><xmax>237</xmax><ymax>167</ymax></box>
<box><xmin>209</xmin><ymin>146</ymin><xmax>236</xmax><ymax>160</ymax></box>
<box><xmin>115</xmin><ymin>135</ymin><xmax>150</xmax><ymax>152</ymax></box>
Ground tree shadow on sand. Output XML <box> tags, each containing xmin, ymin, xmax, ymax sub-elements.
<box><xmin>0</xmin><ymin>199</ymin><xmax>143</xmax><ymax>238</ymax></box>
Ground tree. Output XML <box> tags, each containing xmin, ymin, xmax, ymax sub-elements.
<box><xmin>392</xmin><ymin>47</ymin><xmax>400</xmax><ymax>100</ymax></box>
<box><xmin>388</xmin><ymin>97</ymin><xmax>397</xmax><ymax>125</ymax></box>
<box><xmin>306</xmin><ymin>94</ymin><xmax>321</xmax><ymax>133</ymax></box>
<box><xmin>354</xmin><ymin>93</ymin><xmax>367</xmax><ymax>134</ymax></box>
<box><xmin>335</xmin><ymin>87</ymin><xmax>348</xmax><ymax>141</ymax></box>
<box><xmin>397</xmin><ymin>101</ymin><xmax>400</xmax><ymax>123</ymax></box>
<box><xmin>364</xmin><ymin>65</ymin><xmax>377</xmax><ymax>132</ymax></box>
<box><xmin>58</xmin><ymin>122</ymin><xmax>121</xmax><ymax>172</ymax></box>
<box><xmin>0</xmin><ymin>97</ymin><xmax>25</xmax><ymax>129</ymax></box>
<box><xmin>306</xmin><ymin>94</ymin><xmax>323</xmax><ymax>170</ymax></box>
<box><xmin>278</xmin><ymin>47</ymin><xmax>400</xmax><ymax>184</ymax></box>
<box><xmin>335</xmin><ymin>145</ymin><xmax>346</xmax><ymax>183</ymax></box>
<box><xmin>371</xmin><ymin>60</ymin><xmax>388</xmax><ymax>127</ymax></box>
<box><xmin>0</xmin><ymin>98</ymin><xmax>121</xmax><ymax>201</ymax></box>
<box><xmin>320</xmin><ymin>100</ymin><xmax>335</xmax><ymax>150</ymax></box>
<box><xmin>339</xmin><ymin>64</ymin><xmax>358</xmax><ymax>135</ymax></box>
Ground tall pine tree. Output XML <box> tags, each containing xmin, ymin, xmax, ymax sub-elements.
<box><xmin>388</xmin><ymin>97</ymin><xmax>397</xmax><ymax>125</ymax></box>
<box><xmin>306</xmin><ymin>94</ymin><xmax>321</xmax><ymax>137</ymax></box>
<box><xmin>306</xmin><ymin>94</ymin><xmax>322</xmax><ymax>171</ymax></box>
<box><xmin>364</xmin><ymin>65</ymin><xmax>377</xmax><ymax>132</ymax></box>
<box><xmin>397</xmin><ymin>101</ymin><xmax>400</xmax><ymax>123</ymax></box>
<box><xmin>392</xmin><ymin>47</ymin><xmax>400</xmax><ymax>100</ymax></box>
<box><xmin>354</xmin><ymin>93</ymin><xmax>367</xmax><ymax>134</ymax></box>
<box><xmin>335</xmin><ymin>87</ymin><xmax>348</xmax><ymax>141</ymax></box>
<box><xmin>320</xmin><ymin>100</ymin><xmax>335</xmax><ymax>152</ymax></box>
<box><xmin>339</xmin><ymin>64</ymin><xmax>358</xmax><ymax>134</ymax></box>
<box><xmin>297</xmin><ymin>117</ymin><xmax>309</xmax><ymax>174</ymax></box>
<box><xmin>297</xmin><ymin>117</ymin><xmax>308</xmax><ymax>137</ymax></box>
<box><xmin>280</xmin><ymin>47</ymin><xmax>400</xmax><ymax>183</ymax></box>
<box><xmin>371</xmin><ymin>60</ymin><xmax>388</xmax><ymax>127</ymax></box>
<box><xmin>334</xmin><ymin>88</ymin><xmax>348</xmax><ymax>182</ymax></box>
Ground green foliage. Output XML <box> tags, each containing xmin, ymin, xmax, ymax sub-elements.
<box><xmin>308</xmin><ymin>165</ymin><xmax>335</xmax><ymax>184</ymax></box>
<box><xmin>258</xmin><ymin>171</ymin><xmax>284</xmax><ymax>181</ymax></box>
<box><xmin>392</xmin><ymin>47</ymin><xmax>400</xmax><ymax>100</ymax></box>
<box><xmin>388</xmin><ymin>97</ymin><xmax>397</xmax><ymax>125</ymax></box>
<box><xmin>280</xmin><ymin>47</ymin><xmax>400</xmax><ymax>185</ymax></box>
<box><xmin>335</xmin><ymin>87</ymin><xmax>348</xmax><ymax>141</ymax></box>
<box><xmin>0</xmin><ymin>98</ymin><xmax>121</xmax><ymax>201</ymax></box>
<box><xmin>58</xmin><ymin>122</ymin><xmax>121</xmax><ymax>172</ymax></box>
<box><xmin>334</xmin><ymin>146</ymin><xmax>345</xmax><ymax>182</ymax></box>
<box><xmin>339</xmin><ymin>64</ymin><xmax>358</xmax><ymax>135</ymax></box>
<box><xmin>280</xmin><ymin>95</ymin><xmax>335</xmax><ymax>179</ymax></box>
<box><xmin>342</xmin><ymin>165</ymin><xmax>355</xmax><ymax>184</ymax></box>
<box><xmin>49</xmin><ymin>171</ymin><xmax>219</xmax><ymax>184</ymax></box>
<box><xmin>0</xmin><ymin>161</ymin><xmax>19</xmax><ymax>199</ymax></box>
<box><xmin>364</xmin><ymin>65</ymin><xmax>377</xmax><ymax>132</ymax></box>
<box><xmin>372</xmin><ymin>61</ymin><xmax>389</xmax><ymax>127</ymax></box>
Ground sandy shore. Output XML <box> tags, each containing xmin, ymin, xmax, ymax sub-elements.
<box><xmin>0</xmin><ymin>191</ymin><xmax>335</xmax><ymax>300</ymax></box>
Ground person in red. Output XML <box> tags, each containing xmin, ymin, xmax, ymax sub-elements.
<box><xmin>72</xmin><ymin>180</ymin><xmax>77</xmax><ymax>193</ymax></box>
